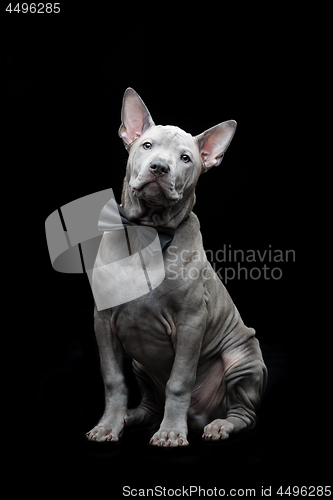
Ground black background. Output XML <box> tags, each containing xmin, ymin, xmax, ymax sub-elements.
<box><xmin>4</xmin><ymin>9</ymin><xmax>322</xmax><ymax>498</ymax></box>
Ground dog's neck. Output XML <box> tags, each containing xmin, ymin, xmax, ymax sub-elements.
<box><xmin>121</xmin><ymin>178</ymin><xmax>196</xmax><ymax>229</ymax></box>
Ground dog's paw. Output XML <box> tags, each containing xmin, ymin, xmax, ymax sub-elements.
<box><xmin>202</xmin><ymin>419</ymin><xmax>234</xmax><ymax>441</ymax></box>
<box><xmin>149</xmin><ymin>429</ymin><xmax>189</xmax><ymax>447</ymax></box>
<box><xmin>86</xmin><ymin>423</ymin><xmax>123</xmax><ymax>442</ymax></box>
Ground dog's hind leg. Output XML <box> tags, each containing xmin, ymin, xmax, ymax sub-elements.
<box><xmin>203</xmin><ymin>334</ymin><xmax>267</xmax><ymax>440</ymax></box>
<box><xmin>125</xmin><ymin>360</ymin><xmax>164</xmax><ymax>429</ymax></box>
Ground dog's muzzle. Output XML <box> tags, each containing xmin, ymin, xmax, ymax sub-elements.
<box><xmin>150</xmin><ymin>160</ymin><xmax>170</xmax><ymax>177</ymax></box>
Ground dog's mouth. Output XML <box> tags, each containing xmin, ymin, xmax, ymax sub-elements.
<box><xmin>143</xmin><ymin>180</ymin><xmax>163</xmax><ymax>191</ymax></box>
<box><xmin>130</xmin><ymin>177</ymin><xmax>180</xmax><ymax>206</ymax></box>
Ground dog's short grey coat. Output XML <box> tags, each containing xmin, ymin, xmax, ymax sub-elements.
<box><xmin>86</xmin><ymin>88</ymin><xmax>267</xmax><ymax>446</ymax></box>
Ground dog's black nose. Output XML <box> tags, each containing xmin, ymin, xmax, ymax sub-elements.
<box><xmin>150</xmin><ymin>160</ymin><xmax>170</xmax><ymax>177</ymax></box>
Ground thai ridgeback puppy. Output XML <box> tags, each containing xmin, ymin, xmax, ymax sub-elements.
<box><xmin>86</xmin><ymin>88</ymin><xmax>267</xmax><ymax>446</ymax></box>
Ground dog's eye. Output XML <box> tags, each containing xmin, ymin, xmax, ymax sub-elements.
<box><xmin>142</xmin><ymin>142</ymin><xmax>152</xmax><ymax>150</ymax></box>
<box><xmin>181</xmin><ymin>154</ymin><xmax>191</xmax><ymax>163</ymax></box>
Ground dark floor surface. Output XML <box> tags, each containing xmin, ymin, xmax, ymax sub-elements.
<box><xmin>29</xmin><ymin>324</ymin><xmax>328</xmax><ymax>496</ymax></box>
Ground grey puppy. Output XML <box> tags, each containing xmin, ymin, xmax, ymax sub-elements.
<box><xmin>86</xmin><ymin>88</ymin><xmax>267</xmax><ymax>447</ymax></box>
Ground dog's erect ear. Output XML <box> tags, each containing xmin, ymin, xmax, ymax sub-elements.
<box><xmin>118</xmin><ymin>88</ymin><xmax>155</xmax><ymax>148</ymax></box>
<box><xmin>195</xmin><ymin>120</ymin><xmax>237</xmax><ymax>172</ymax></box>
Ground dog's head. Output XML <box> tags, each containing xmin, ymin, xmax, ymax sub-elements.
<box><xmin>119</xmin><ymin>88</ymin><xmax>236</xmax><ymax>228</ymax></box>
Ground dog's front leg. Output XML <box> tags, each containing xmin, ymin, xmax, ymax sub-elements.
<box><xmin>150</xmin><ymin>322</ymin><xmax>204</xmax><ymax>447</ymax></box>
<box><xmin>86</xmin><ymin>307</ymin><xmax>127</xmax><ymax>442</ymax></box>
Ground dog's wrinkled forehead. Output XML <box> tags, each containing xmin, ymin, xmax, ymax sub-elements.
<box><xmin>147</xmin><ymin>125</ymin><xmax>194</xmax><ymax>145</ymax></box>
<box><xmin>134</xmin><ymin>125</ymin><xmax>198</xmax><ymax>155</ymax></box>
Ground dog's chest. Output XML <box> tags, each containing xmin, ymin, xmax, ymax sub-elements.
<box><xmin>112</xmin><ymin>297</ymin><xmax>176</xmax><ymax>377</ymax></box>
